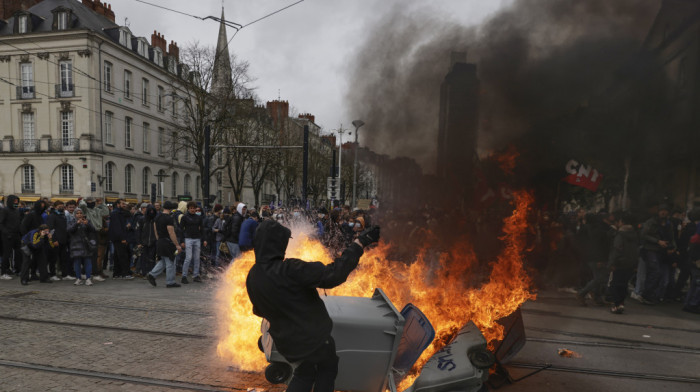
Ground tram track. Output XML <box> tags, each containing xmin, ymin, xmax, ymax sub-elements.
<box><xmin>0</xmin><ymin>359</ymin><xmax>242</xmax><ymax>391</ymax></box>
<box><xmin>507</xmin><ymin>361</ymin><xmax>700</xmax><ymax>384</ymax></box>
<box><xmin>526</xmin><ymin>326</ymin><xmax>700</xmax><ymax>351</ymax></box>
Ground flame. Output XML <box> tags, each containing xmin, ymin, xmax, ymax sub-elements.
<box><xmin>215</xmin><ymin>191</ymin><xmax>536</xmax><ymax>389</ymax></box>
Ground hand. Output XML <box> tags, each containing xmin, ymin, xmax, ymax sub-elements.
<box><xmin>121</xmin><ymin>240</ymin><xmax>127</xmax><ymax>244</ymax></box>
<box><xmin>176</xmin><ymin>245</ymin><xmax>183</xmax><ymax>252</ymax></box>
<box><xmin>357</xmin><ymin>226</ymin><xmax>380</xmax><ymax>247</ymax></box>
<box><xmin>203</xmin><ymin>241</ymin><xmax>208</xmax><ymax>247</ymax></box>
<box><xmin>658</xmin><ymin>240</ymin><xmax>669</xmax><ymax>248</ymax></box>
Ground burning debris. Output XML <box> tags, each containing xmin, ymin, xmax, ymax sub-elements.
<box><xmin>214</xmin><ymin>191</ymin><xmax>536</xmax><ymax>390</ymax></box>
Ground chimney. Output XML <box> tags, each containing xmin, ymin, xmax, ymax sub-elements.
<box><xmin>82</xmin><ymin>0</ymin><xmax>94</xmax><ymax>10</ymax></box>
<box><xmin>168</xmin><ymin>40</ymin><xmax>179</xmax><ymax>61</ymax></box>
<box><xmin>298</xmin><ymin>113</ymin><xmax>315</xmax><ymax>123</ymax></box>
<box><xmin>449</xmin><ymin>51</ymin><xmax>467</xmax><ymax>70</ymax></box>
<box><xmin>151</xmin><ymin>30</ymin><xmax>167</xmax><ymax>51</ymax></box>
<box><xmin>103</xmin><ymin>3</ymin><xmax>114</xmax><ymax>22</ymax></box>
<box><xmin>94</xmin><ymin>0</ymin><xmax>105</xmax><ymax>15</ymax></box>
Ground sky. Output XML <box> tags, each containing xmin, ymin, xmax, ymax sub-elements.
<box><xmin>112</xmin><ymin>0</ymin><xmax>511</xmax><ymax>136</ymax></box>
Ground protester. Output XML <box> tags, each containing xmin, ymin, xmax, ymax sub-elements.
<box><xmin>238</xmin><ymin>211</ymin><xmax>259</xmax><ymax>252</ymax></box>
<box><xmin>22</xmin><ymin>224</ymin><xmax>58</xmax><ymax>284</ymax></box>
<box><xmin>108</xmin><ymin>199</ymin><xmax>134</xmax><ymax>279</ymax></box>
<box><xmin>607</xmin><ymin>213</ymin><xmax>639</xmax><ymax>314</ymax></box>
<box><xmin>223</xmin><ymin>202</ymin><xmax>246</xmax><ymax>260</ymax></box>
<box><xmin>0</xmin><ymin>195</ymin><xmax>22</xmax><ymax>279</ymax></box>
<box><xmin>79</xmin><ymin>197</ymin><xmax>109</xmax><ymax>281</ymax></box>
<box><xmin>640</xmin><ymin>205</ymin><xmax>676</xmax><ymax>304</ymax></box>
<box><xmin>68</xmin><ymin>209</ymin><xmax>97</xmax><ymax>286</ymax></box>
<box><xmin>180</xmin><ymin>201</ymin><xmax>207</xmax><ymax>284</ymax></box>
<box><xmin>47</xmin><ymin>201</ymin><xmax>72</xmax><ymax>280</ymax></box>
<box><xmin>147</xmin><ymin>200</ymin><xmax>182</xmax><ymax>288</ymax></box>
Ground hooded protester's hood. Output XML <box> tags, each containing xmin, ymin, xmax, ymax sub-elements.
<box><xmin>253</xmin><ymin>220</ymin><xmax>291</xmax><ymax>264</ymax></box>
<box><xmin>177</xmin><ymin>201</ymin><xmax>188</xmax><ymax>214</ymax></box>
<box><xmin>33</xmin><ymin>200</ymin><xmax>47</xmax><ymax>214</ymax></box>
<box><xmin>6</xmin><ymin>195</ymin><xmax>18</xmax><ymax>209</ymax></box>
<box><xmin>236</xmin><ymin>202</ymin><xmax>246</xmax><ymax>216</ymax></box>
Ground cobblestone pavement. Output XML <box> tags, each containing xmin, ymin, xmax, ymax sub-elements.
<box><xmin>1</xmin><ymin>276</ymin><xmax>699</xmax><ymax>391</ymax></box>
<box><xmin>0</xmin><ymin>275</ymin><xmax>282</xmax><ymax>392</ymax></box>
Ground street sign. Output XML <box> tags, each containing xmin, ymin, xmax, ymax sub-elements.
<box><xmin>327</xmin><ymin>176</ymin><xmax>339</xmax><ymax>200</ymax></box>
<box><xmin>177</xmin><ymin>195</ymin><xmax>193</xmax><ymax>202</ymax></box>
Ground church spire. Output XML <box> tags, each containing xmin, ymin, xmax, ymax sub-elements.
<box><xmin>212</xmin><ymin>6</ymin><xmax>233</xmax><ymax>96</ymax></box>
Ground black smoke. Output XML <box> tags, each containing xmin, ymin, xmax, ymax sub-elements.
<box><xmin>346</xmin><ymin>0</ymin><xmax>660</xmax><ymax>173</ymax></box>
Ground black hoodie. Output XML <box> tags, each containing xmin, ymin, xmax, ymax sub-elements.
<box><xmin>21</xmin><ymin>200</ymin><xmax>47</xmax><ymax>235</ymax></box>
<box><xmin>0</xmin><ymin>195</ymin><xmax>21</xmax><ymax>238</ymax></box>
<box><xmin>246</xmin><ymin>220</ymin><xmax>364</xmax><ymax>362</ymax></box>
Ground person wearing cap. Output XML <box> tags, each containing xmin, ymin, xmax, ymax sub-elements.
<box><xmin>147</xmin><ymin>200</ymin><xmax>182</xmax><ymax>288</ymax></box>
<box><xmin>640</xmin><ymin>204</ymin><xmax>677</xmax><ymax>304</ymax></box>
<box><xmin>247</xmin><ymin>221</ymin><xmax>380</xmax><ymax>392</ymax></box>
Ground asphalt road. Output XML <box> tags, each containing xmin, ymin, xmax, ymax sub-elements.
<box><xmin>0</xmin><ymin>275</ymin><xmax>698</xmax><ymax>391</ymax></box>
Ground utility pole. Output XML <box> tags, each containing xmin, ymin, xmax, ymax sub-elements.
<box><xmin>336</xmin><ymin>124</ymin><xmax>346</xmax><ymax>206</ymax></box>
<box><xmin>351</xmin><ymin>120</ymin><xmax>365</xmax><ymax>209</ymax></box>
<box><xmin>203</xmin><ymin>124</ymin><xmax>211</xmax><ymax>209</ymax></box>
<box><xmin>302</xmin><ymin>125</ymin><xmax>309</xmax><ymax>208</ymax></box>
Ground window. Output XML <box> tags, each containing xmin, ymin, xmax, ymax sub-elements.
<box><xmin>105</xmin><ymin>163</ymin><xmax>114</xmax><ymax>192</ymax></box>
<box><xmin>184</xmin><ymin>174</ymin><xmax>191</xmax><ymax>196</ymax></box>
<box><xmin>143</xmin><ymin>122</ymin><xmax>150</xmax><ymax>152</ymax></box>
<box><xmin>167</xmin><ymin>57</ymin><xmax>177</xmax><ymax>74</ymax></box>
<box><xmin>157</xmin><ymin>169</ymin><xmax>165</xmax><ymax>196</ymax></box>
<box><xmin>196</xmin><ymin>176</ymin><xmax>201</xmax><ymax>199</ymax></box>
<box><xmin>125</xmin><ymin>117</ymin><xmax>132</xmax><ymax>148</ymax></box>
<box><xmin>141</xmin><ymin>78</ymin><xmax>149</xmax><ymax>105</ymax></box>
<box><xmin>119</xmin><ymin>29</ymin><xmax>132</xmax><ymax>49</ymax></box>
<box><xmin>59</xmin><ymin>60</ymin><xmax>73</xmax><ymax>97</ymax></box>
<box><xmin>22</xmin><ymin>165</ymin><xmax>35</xmax><ymax>193</ymax></box>
<box><xmin>171</xmin><ymin>131</ymin><xmax>178</xmax><ymax>159</ymax></box>
<box><xmin>125</xmin><ymin>165</ymin><xmax>133</xmax><ymax>193</ymax></box>
<box><xmin>154</xmin><ymin>48</ymin><xmax>163</xmax><ymax>67</ymax></box>
<box><xmin>105</xmin><ymin>111</ymin><xmax>113</xmax><ymax>144</ymax></box>
<box><xmin>20</xmin><ymin>63</ymin><xmax>34</xmax><ymax>98</ymax></box>
<box><xmin>124</xmin><ymin>70</ymin><xmax>131</xmax><ymax>99</ymax></box>
<box><xmin>157</xmin><ymin>86</ymin><xmax>164</xmax><ymax>111</ymax></box>
<box><xmin>56</xmin><ymin>11</ymin><xmax>69</xmax><ymax>30</ymax></box>
<box><xmin>103</xmin><ymin>61</ymin><xmax>112</xmax><ymax>92</ymax></box>
<box><xmin>60</xmin><ymin>111</ymin><xmax>74</xmax><ymax>150</ymax></box>
<box><xmin>142</xmin><ymin>167</ymin><xmax>151</xmax><ymax>195</ymax></box>
<box><xmin>22</xmin><ymin>112</ymin><xmax>35</xmax><ymax>140</ymax></box>
<box><xmin>137</xmin><ymin>39</ymin><xmax>147</xmax><ymax>57</ymax></box>
<box><xmin>158</xmin><ymin>127</ymin><xmax>164</xmax><ymax>156</ymax></box>
<box><xmin>60</xmin><ymin>164</ymin><xmax>73</xmax><ymax>193</ymax></box>
<box><xmin>171</xmin><ymin>172</ymin><xmax>178</xmax><ymax>197</ymax></box>
<box><xmin>18</xmin><ymin>15</ymin><xmax>28</xmax><ymax>34</ymax></box>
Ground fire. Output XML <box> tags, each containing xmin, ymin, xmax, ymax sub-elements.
<box><xmin>215</xmin><ymin>191</ymin><xmax>536</xmax><ymax>388</ymax></box>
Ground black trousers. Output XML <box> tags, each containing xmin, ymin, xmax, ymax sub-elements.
<box><xmin>1</xmin><ymin>235</ymin><xmax>21</xmax><ymax>275</ymax></box>
<box><xmin>137</xmin><ymin>245</ymin><xmax>156</xmax><ymax>275</ymax></box>
<box><xmin>21</xmin><ymin>250</ymin><xmax>47</xmax><ymax>282</ymax></box>
<box><xmin>48</xmin><ymin>243</ymin><xmax>71</xmax><ymax>277</ymax></box>
<box><xmin>113</xmin><ymin>242</ymin><xmax>131</xmax><ymax>277</ymax></box>
<box><xmin>609</xmin><ymin>268</ymin><xmax>634</xmax><ymax>306</ymax></box>
<box><xmin>287</xmin><ymin>337</ymin><xmax>339</xmax><ymax>392</ymax></box>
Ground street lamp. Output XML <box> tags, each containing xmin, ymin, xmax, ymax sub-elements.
<box><xmin>335</xmin><ymin>125</ymin><xmax>347</xmax><ymax>205</ymax></box>
<box><xmin>351</xmin><ymin>120</ymin><xmax>365</xmax><ymax>209</ymax></box>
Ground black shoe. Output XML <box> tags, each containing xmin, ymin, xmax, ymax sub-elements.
<box><xmin>181</xmin><ymin>276</ymin><xmax>189</xmax><ymax>284</ymax></box>
<box><xmin>147</xmin><ymin>274</ymin><xmax>156</xmax><ymax>287</ymax></box>
<box><xmin>193</xmin><ymin>276</ymin><xmax>202</xmax><ymax>283</ymax></box>
<box><xmin>20</xmin><ymin>280</ymin><xmax>28</xmax><ymax>286</ymax></box>
<box><xmin>166</xmin><ymin>283</ymin><xmax>181</xmax><ymax>288</ymax></box>
<box><xmin>30</xmin><ymin>275</ymin><xmax>39</xmax><ymax>281</ymax></box>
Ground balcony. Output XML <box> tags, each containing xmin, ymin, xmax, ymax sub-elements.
<box><xmin>49</xmin><ymin>138</ymin><xmax>79</xmax><ymax>152</ymax></box>
<box><xmin>59</xmin><ymin>185</ymin><xmax>74</xmax><ymax>194</ymax></box>
<box><xmin>55</xmin><ymin>83</ymin><xmax>75</xmax><ymax>98</ymax></box>
<box><xmin>16</xmin><ymin>85</ymin><xmax>35</xmax><ymax>99</ymax></box>
<box><xmin>21</xmin><ymin>184</ymin><xmax>35</xmax><ymax>193</ymax></box>
<box><xmin>12</xmin><ymin>139</ymin><xmax>39</xmax><ymax>152</ymax></box>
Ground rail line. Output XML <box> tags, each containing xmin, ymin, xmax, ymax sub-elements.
<box><xmin>526</xmin><ymin>326</ymin><xmax>700</xmax><ymax>351</ymax></box>
<box><xmin>507</xmin><ymin>361</ymin><xmax>700</xmax><ymax>384</ymax></box>
<box><xmin>0</xmin><ymin>359</ymin><xmax>242</xmax><ymax>391</ymax></box>
<box><xmin>0</xmin><ymin>315</ymin><xmax>212</xmax><ymax>340</ymax></box>
<box><xmin>526</xmin><ymin>337</ymin><xmax>700</xmax><ymax>355</ymax></box>
<box><xmin>522</xmin><ymin>308</ymin><xmax>700</xmax><ymax>333</ymax></box>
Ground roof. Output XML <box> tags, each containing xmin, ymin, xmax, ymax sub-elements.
<box><xmin>0</xmin><ymin>0</ymin><xmax>118</xmax><ymax>36</ymax></box>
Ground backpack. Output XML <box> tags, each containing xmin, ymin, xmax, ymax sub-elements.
<box><xmin>20</xmin><ymin>228</ymin><xmax>39</xmax><ymax>257</ymax></box>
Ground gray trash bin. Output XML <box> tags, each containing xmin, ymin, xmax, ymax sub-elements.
<box><xmin>260</xmin><ymin>288</ymin><xmax>406</xmax><ymax>392</ymax></box>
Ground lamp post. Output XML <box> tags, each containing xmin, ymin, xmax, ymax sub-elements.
<box><xmin>335</xmin><ymin>125</ymin><xmax>347</xmax><ymax>205</ymax></box>
<box><xmin>351</xmin><ymin>120</ymin><xmax>365</xmax><ymax>209</ymax></box>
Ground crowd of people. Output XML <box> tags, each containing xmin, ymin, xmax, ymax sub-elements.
<box><xmin>0</xmin><ymin>195</ymin><xmax>376</xmax><ymax>289</ymax></box>
<box><xmin>534</xmin><ymin>204</ymin><xmax>700</xmax><ymax>315</ymax></box>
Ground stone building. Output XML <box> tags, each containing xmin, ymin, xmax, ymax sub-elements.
<box><xmin>0</xmin><ymin>0</ymin><xmax>206</xmax><ymax>204</ymax></box>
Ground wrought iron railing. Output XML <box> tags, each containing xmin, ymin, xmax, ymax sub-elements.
<box><xmin>12</xmin><ymin>139</ymin><xmax>39</xmax><ymax>152</ymax></box>
<box><xmin>16</xmin><ymin>85</ymin><xmax>35</xmax><ymax>99</ymax></box>
<box><xmin>49</xmin><ymin>138</ymin><xmax>79</xmax><ymax>152</ymax></box>
<box><xmin>55</xmin><ymin>83</ymin><xmax>75</xmax><ymax>98</ymax></box>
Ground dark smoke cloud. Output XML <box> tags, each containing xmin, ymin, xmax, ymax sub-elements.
<box><xmin>347</xmin><ymin>0</ymin><xmax>660</xmax><ymax>173</ymax></box>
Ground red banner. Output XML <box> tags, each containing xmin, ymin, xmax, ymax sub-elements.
<box><xmin>562</xmin><ymin>160</ymin><xmax>603</xmax><ymax>192</ymax></box>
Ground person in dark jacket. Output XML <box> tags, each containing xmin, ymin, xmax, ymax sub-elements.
<box><xmin>238</xmin><ymin>211</ymin><xmax>259</xmax><ymax>252</ymax></box>
<box><xmin>68</xmin><ymin>209</ymin><xmax>96</xmax><ymax>286</ymax></box>
<box><xmin>25</xmin><ymin>224</ymin><xmax>58</xmax><ymax>284</ymax></box>
<box><xmin>147</xmin><ymin>201</ymin><xmax>183</xmax><ymax>288</ymax></box>
<box><xmin>180</xmin><ymin>201</ymin><xmax>207</xmax><ymax>284</ymax></box>
<box><xmin>640</xmin><ymin>204</ymin><xmax>676</xmax><ymax>304</ymax></box>
<box><xmin>47</xmin><ymin>200</ymin><xmax>72</xmax><ymax>280</ymax></box>
<box><xmin>608</xmin><ymin>214</ymin><xmax>639</xmax><ymax>314</ymax></box>
<box><xmin>108</xmin><ymin>199</ymin><xmax>133</xmax><ymax>279</ymax></box>
<box><xmin>246</xmin><ymin>220</ymin><xmax>380</xmax><ymax>392</ymax></box>
<box><xmin>223</xmin><ymin>202</ymin><xmax>246</xmax><ymax>260</ymax></box>
<box><xmin>20</xmin><ymin>200</ymin><xmax>48</xmax><ymax>283</ymax></box>
<box><xmin>0</xmin><ymin>195</ymin><xmax>22</xmax><ymax>279</ymax></box>
<box><xmin>576</xmin><ymin>214</ymin><xmax>612</xmax><ymax>306</ymax></box>
<box><xmin>136</xmin><ymin>204</ymin><xmax>157</xmax><ymax>277</ymax></box>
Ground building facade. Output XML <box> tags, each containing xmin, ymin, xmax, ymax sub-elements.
<box><xmin>0</xmin><ymin>0</ymin><xmax>208</xmax><ymax>204</ymax></box>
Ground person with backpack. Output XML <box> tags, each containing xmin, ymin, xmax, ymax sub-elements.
<box><xmin>68</xmin><ymin>209</ymin><xmax>97</xmax><ymax>286</ymax></box>
<box><xmin>20</xmin><ymin>200</ymin><xmax>49</xmax><ymax>284</ymax></box>
<box><xmin>21</xmin><ymin>224</ymin><xmax>58</xmax><ymax>284</ymax></box>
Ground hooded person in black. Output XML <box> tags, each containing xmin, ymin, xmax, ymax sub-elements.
<box><xmin>0</xmin><ymin>195</ymin><xmax>22</xmax><ymax>278</ymax></box>
<box><xmin>246</xmin><ymin>220</ymin><xmax>380</xmax><ymax>392</ymax></box>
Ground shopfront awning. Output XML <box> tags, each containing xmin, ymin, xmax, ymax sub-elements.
<box><xmin>50</xmin><ymin>197</ymin><xmax>78</xmax><ymax>203</ymax></box>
